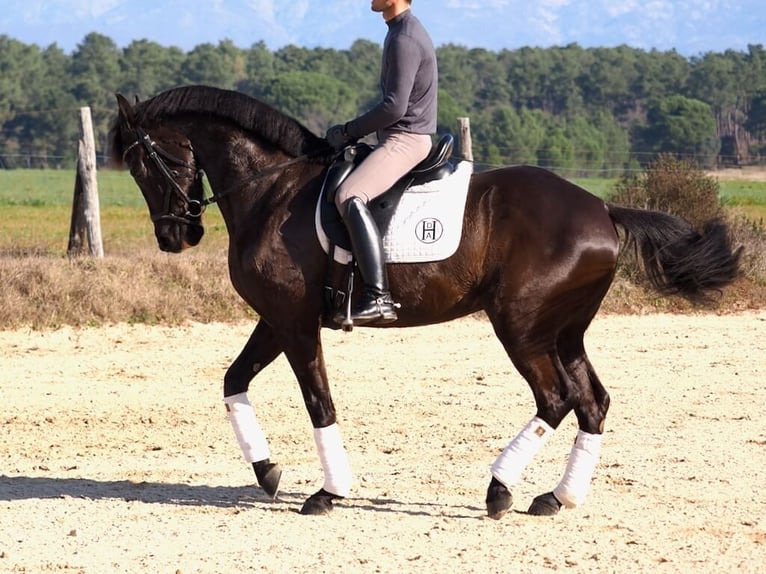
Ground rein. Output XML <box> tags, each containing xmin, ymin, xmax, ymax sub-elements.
<box><xmin>199</xmin><ymin>152</ymin><xmax>318</xmax><ymax>207</ymax></box>
<box><xmin>123</xmin><ymin>126</ymin><xmax>326</xmax><ymax>226</ymax></box>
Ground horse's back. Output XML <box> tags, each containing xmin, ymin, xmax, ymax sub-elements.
<box><xmin>468</xmin><ymin>165</ymin><xmax>617</xmax><ymax>252</ymax></box>
<box><xmin>463</xmin><ymin>164</ymin><xmax>619</xmax><ymax>293</ymax></box>
<box><xmin>472</xmin><ymin>165</ymin><xmax>607</xmax><ymax>220</ymax></box>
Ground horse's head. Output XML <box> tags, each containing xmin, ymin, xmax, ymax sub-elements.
<box><xmin>110</xmin><ymin>93</ymin><xmax>205</xmax><ymax>253</ymax></box>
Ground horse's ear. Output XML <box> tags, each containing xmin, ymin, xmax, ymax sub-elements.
<box><xmin>115</xmin><ymin>93</ymin><xmax>137</xmax><ymax>128</ymax></box>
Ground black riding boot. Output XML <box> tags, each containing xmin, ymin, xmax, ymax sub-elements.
<box><xmin>335</xmin><ymin>197</ymin><xmax>398</xmax><ymax>326</ymax></box>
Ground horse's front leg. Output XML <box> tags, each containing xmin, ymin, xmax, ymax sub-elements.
<box><xmin>223</xmin><ymin>319</ymin><xmax>285</xmax><ymax>499</ymax></box>
<box><xmin>281</xmin><ymin>326</ymin><xmax>352</xmax><ymax>516</ymax></box>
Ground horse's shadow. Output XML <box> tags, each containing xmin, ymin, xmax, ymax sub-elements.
<box><xmin>0</xmin><ymin>474</ymin><xmax>287</xmax><ymax>509</ymax></box>
<box><xmin>0</xmin><ymin>474</ymin><xmax>487</xmax><ymax>518</ymax></box>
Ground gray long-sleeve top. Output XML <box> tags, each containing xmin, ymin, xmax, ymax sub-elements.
<box><xmin>345</xmin><ymin>9</ymin><xmax>438</xmax><ymax>139</ymax></box>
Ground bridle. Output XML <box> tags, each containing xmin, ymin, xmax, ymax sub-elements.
<box><xmin>122</xmin><ymin>126</ymin><xmax>329</xmax><ymax>227</ymax></box>
<box><xmin>122</xmin><ymin>127</ymin><xmax>206</xmax><ymax>227</ymax></box>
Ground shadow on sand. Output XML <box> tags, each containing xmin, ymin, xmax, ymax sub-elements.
<box><xmin>0</xmin><ymin>474</ymin><xmax>491</xmax><ymax>518</ymax></box>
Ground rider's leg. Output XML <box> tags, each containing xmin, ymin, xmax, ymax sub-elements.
<box><xmin>338</xmin><ymin>196</ymin><xmax>397</xmax><ymax>325</ymax></box>
<box><xmin>334</xmin><ymin>131</ymin><xmax>432</xmax><ymax>325</ymax></box>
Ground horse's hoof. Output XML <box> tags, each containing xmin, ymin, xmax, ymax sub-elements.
<box><xmin>299</xmin><ymin>489</ymin><xmax>339</xmax><ymax>515</ymax></box>
<box><xmin>528</xmin><ymin>492</ymin><xmax>562</xmax><ymax>516</ymax></box>
<box><xmin>485</xmin><ymin>477</ymin><xmax>512</xmax><ymax>520</ymax></box>
<box><xmin>252</xmin><ymin>460</ymin><xmax>282</xmax><ymax>499</ymax></box>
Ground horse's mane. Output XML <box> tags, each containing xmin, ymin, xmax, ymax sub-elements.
<box><xmin>110</xmin><ymin>85</ymin><xmax>331</xmax><ymax>166</ymax></box>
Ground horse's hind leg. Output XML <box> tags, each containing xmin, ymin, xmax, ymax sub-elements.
<box><xmin>528</xmin><ymin>336</ymin><xmax>610</xmax><ymax>516</ymax></box>
<box><xmin>485</xmin><ymin>345</ymin><xmax>575</xmax><ymax>519</ymax></box>
<box><xmin>223</xmin><ymin>319</ymin><xmax>285</xmax><ymax>498</ymax></box>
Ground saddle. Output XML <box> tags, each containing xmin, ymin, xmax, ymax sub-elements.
<box><xmin>318</xmin><ymin>134</ymin><xmax>456</xmax><ymax>329</ymax></box>
<box><xmin>319</xmin><ymin>134</ymin><xmax>455</xmax><ymax>251</ymax></box>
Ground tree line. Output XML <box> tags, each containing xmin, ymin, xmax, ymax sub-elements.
<box><xmin>1</xmin><ymin>33</ymin><xmax>765</xmax><ymax>174</ymax></box>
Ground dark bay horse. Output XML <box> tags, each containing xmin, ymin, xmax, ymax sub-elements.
<box><xmin>109</xmin><ymin>85</ymin><xmax>740</xmax><ymax>518</ymax></box>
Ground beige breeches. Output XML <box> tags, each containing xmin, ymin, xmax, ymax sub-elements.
<box><xmin>335</xmin><ymin>131</ymin><xmax>432</xmax><ymax>213</ymax></box>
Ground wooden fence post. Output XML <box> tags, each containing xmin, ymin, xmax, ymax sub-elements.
<box><xmin>457</xmin><ymin>117</ymin><xmax>473</xmax><ymax>162</ymax></box>
<box><xmin>68</xmin><ymin>106</ymin><xmax>104</xmax><ymax>257</ymax></box>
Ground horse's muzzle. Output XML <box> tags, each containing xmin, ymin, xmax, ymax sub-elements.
<box><xmin>155</xmin><ymin>220</ymin><xmax>204</xmax><ymax>252</ymax></box>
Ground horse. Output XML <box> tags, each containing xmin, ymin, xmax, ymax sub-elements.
<box><xmin>109</xmin><ymin>85</ymin><xmax>740</xmax><ymax>518</ymax></box>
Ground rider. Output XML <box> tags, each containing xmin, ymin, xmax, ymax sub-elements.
<box><xmin>326</xmin><ymin>0</ymin><xmax>438</xmax><ymax>326</ymax></box>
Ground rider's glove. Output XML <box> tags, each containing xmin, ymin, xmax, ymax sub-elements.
<box><xmin>326</xmin><ymin>124</ymin><xmax>355</xmax><ymax>151</ymax></box>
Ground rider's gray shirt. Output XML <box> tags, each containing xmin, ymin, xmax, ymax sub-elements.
<box><xmin>345</xmin><ymin>10</ymin><xmax>438</xmax><ymax>139</ymax></box>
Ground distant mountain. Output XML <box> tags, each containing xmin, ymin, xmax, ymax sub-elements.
<box><xmin>2</xmin><ymin>0</ymin><xmax>764</xmax><ymax>56</ymax></box>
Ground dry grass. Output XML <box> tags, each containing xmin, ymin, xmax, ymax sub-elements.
<box><xmin>0</xmin><ymin>250</ymin><xmax>254</xmax><ymax>329</ymax></box>
<box><xmin>707</xmin><ymin>166</ymin><xmax>766</xmax><ymax>182</ymax></box>
<box><xmin>728</xmin><ymin>211</ymin><xmax>766</xmax><ymax>282</ymax></box>
<box><xmin>1</xmin><ymin>247</ymin><xmax>763</xmax><ymax>330</ymax></box>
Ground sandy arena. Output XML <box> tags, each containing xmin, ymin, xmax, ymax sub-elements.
<box><xmin>1</xmin><ymin>312</ymin><xmax>764</xmax><ymax>573</ymax></box>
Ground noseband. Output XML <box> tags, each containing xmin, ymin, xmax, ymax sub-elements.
<box><xmin>122</xmin><ymin>127</ymin><xmax>206</xmax><ymax>227</ymax></box>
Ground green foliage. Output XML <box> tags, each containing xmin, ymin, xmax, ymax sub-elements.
<box><xmin>436</xmin><ymin>89</ymin><xmax>466</xmax><ymax>137</ymax></box>
<box><xmin>120</xmin><ymin>40</ymin><xmax>186</xmax><ymax>98</ymax></box>
<box><xmin>538</xmin><ymin>126</ymin><xmax>575</xmax><ymax>170</ymax></box>
<box><xmin>1</xmin><ymin>36</ymin><xmax>766</xmax><ymax>171</ymax></box>
<box><xmin>636</xmin><ymin>96</ymin><xmax>720</xmax><ymax>166</ymax></box>
<box><xmin>259</xmin><ymin>71</ymin><xmax>358</xmax><ymax>134</ymax></box>
<box><xmin>182</xmin><ymin>42</ymin><xmax>242</xmax><ymax>88</ymax></box>
<box><xmin>745</xmin><ymin>91</ymin><xmax>766</xmax><ymax>137</ymax></box>
<box><xmin>69</xmin><ymin>33</ymin><xmax>122</xmax><ymax>152</ymax></box>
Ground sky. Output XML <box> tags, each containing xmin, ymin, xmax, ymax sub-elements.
<box><xmin>1</xmin><ymin>0</ymin><xmax>764</xmax><ymax>57</ymax></box>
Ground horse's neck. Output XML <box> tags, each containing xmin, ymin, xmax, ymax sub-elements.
<box><xmin>192</xmin><ymin>128</ymin><xmax>305</xmax><ymax>233</ymax></box>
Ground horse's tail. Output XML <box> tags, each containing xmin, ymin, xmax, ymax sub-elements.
<box><xmin>606</xmin><ymin>203</ymin><xmax>741</xmax><ymax>303</ymax></box>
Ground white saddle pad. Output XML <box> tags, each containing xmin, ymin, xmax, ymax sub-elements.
<box><xmin>316</xmin><ymin>160</ymin><xmax>473</xmax><ymax>264</ymax></box>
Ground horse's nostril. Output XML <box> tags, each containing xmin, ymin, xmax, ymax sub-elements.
<box><xmin>156</xmin><ymin>233</ymin><xmax>173</xmax><ymax>252</ymax></box>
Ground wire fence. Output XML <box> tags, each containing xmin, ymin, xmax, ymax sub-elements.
<box><xmin>2</xmin><ymin>151</ymin><xmax>763</xmax><ymax>175</ymax></box>
<box><xmin>0</xmin><ymin>154</ymin><xmax>110</xmax><ymax>170</ymax></box>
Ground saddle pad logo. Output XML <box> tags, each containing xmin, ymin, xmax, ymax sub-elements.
<box><xmin>416</xmin><ymin>218</ymin><xmax>443</xmax><ymax>244</ymax></box>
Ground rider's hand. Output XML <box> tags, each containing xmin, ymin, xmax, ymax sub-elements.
<box><xmin>326</xmin><ymin>124</ymin><xmax>354</xmax><ymax>151</ymax></box>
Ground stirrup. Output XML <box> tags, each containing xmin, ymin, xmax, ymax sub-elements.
<box><xmin>363</xmin><ymin>297</ymin><xmax>399</xmax><ymax>324</ymax></box>
<box><xmin>333</xmin><ymin>296</ymin><xmax>399</xmax><ymax>327</ymax></box>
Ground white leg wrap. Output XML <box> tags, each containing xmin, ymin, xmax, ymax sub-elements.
<box><xmin>224</xmin><ymin>392</ymin><xmax>270</xmax><ymax>463</ymax></box>
<box><xmin>314</xmin><ymin>424</ymin><xmax>353</xmax><ymax>497</ymax></box>
<box><xmin>491</xmin><ymin>417</ymin><xmax>555</xmax><ymax>488</ymax></box>
<box><xmin>553</xmin><ymin>430</ymin><xmax>603</xmax><ymax>508</ymax></box>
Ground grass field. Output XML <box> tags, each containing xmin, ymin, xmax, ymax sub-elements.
<box><xmin>1</xmin><ymin>168</ymin><xmax>764</xmax><ymax>254</ymax></box>
<box><xmin>575</xmin><ymin>174</ymin><xmax>766</xmax><ymax>223</ymax></box>
<box><xmin>0</xmin><ymin>169</ymin><xmax>229</xmax><ymax>254</ymax></box>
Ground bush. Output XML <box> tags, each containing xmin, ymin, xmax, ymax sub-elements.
<box><xmin>609</xmin><ymin>154</ymin><xmax>723</xmax><ymax>228</ymax></box>
<box><xmin>727</xmin><ymin>212</ymin><xmax>766</xmax><ymax>285</ymax></box>
<box><xmin>607</xmin><ymin>154</ymin><xmax>766</xmax><ymax>290</ymax></box>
